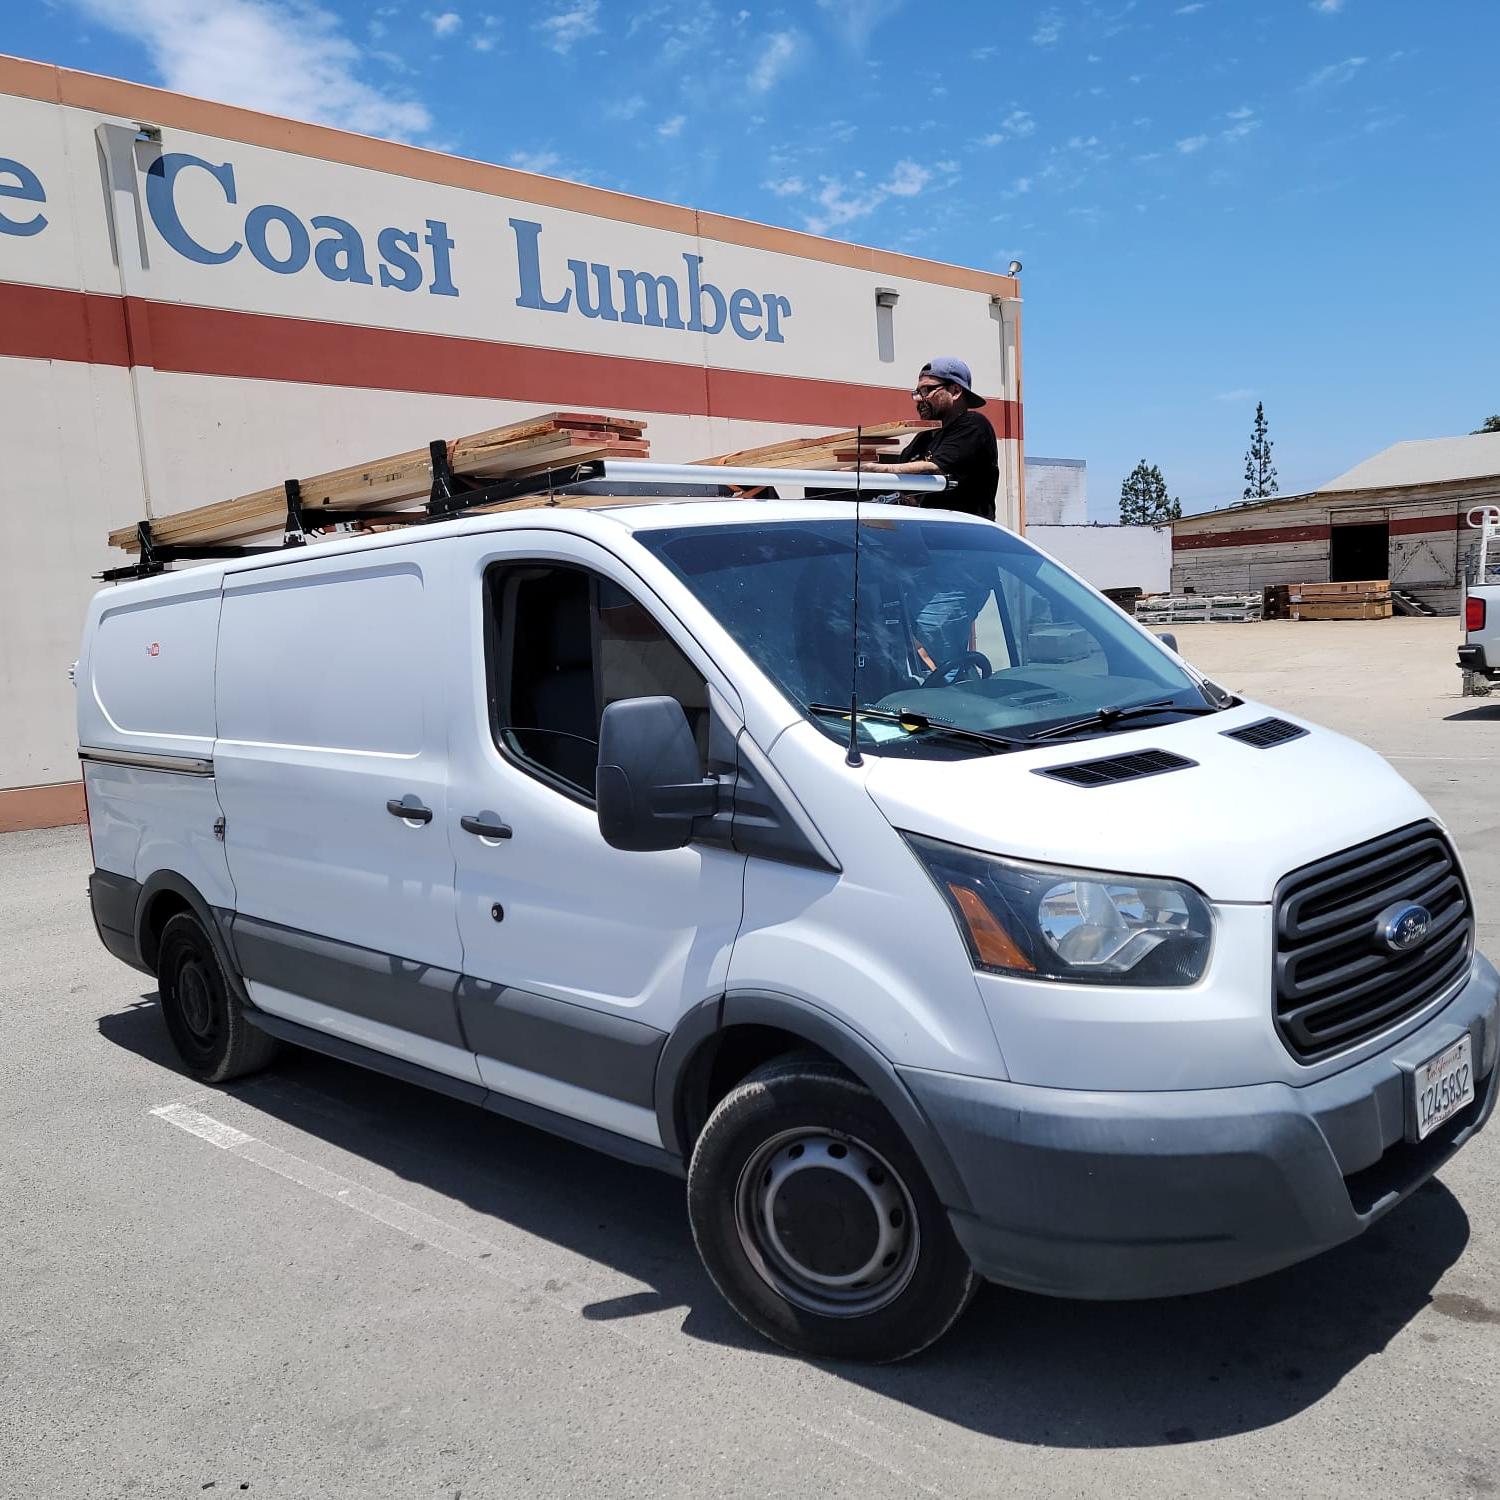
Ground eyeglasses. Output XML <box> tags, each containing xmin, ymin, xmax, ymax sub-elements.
<box><xmin>910</xmin><ymin>385</ymin><xmax>948</xmax><ymax>398</ymax></box>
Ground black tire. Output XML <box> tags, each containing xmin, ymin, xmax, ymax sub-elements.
<box><xmin>156</xmin><ymin>911</ymin><xmax>278</xmax><ymax>1083</ymax></box>
<box><xmin>687</xmin><ymin>1058</ymin><xmax>978</xmax><ymax>1362</ymax></box>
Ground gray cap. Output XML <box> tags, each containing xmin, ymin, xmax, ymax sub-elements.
<box><xmin>921</xmin><ymin>356</ymin><xmax>986</xmax><ymax>407</ymax></box>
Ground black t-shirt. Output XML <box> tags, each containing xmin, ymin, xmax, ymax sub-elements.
<box><xmin>896</xmin><ymin>409</ymin><xmax>998</xmax><ymax>520</ymax></box>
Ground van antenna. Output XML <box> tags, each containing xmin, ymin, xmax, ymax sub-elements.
<box><xmin>845</xmin><ymin>425</ymin><xmax>864</xmax><ymax>768</ymax></box>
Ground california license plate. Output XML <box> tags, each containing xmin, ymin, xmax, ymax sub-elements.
<box><xmin>1413</xmin><ymin>1035</ymin><xmax>1475</xmax><ymax>1141</ymax></box>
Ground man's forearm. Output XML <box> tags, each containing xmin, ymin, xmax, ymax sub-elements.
<box><xmin>864</xmin><ymin>459</ymin><xmax>941</xmax><ymax>475</ymax></box>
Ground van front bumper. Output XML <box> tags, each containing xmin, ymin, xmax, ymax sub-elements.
<box><xmin>899</xmin><ymin>955</ymin><xmax>1500</xmax><ymax>1300</ymax></box>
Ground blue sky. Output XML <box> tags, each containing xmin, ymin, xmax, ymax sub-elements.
<box><xmin>10</xmin><ymin>0</ymin><xmax>1500</xmax><ymax>517</ymax></box>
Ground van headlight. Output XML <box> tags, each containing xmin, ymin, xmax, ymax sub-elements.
<box><xmin>905</xmin><ymin>834</ymin><xmax>1213</xmax><ymax>987</ymax></box>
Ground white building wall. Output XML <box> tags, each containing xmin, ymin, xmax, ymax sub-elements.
<box><xmin>1024</xmin><ymin>457</ymin><xmax>1087</xmax><ymax>526</ymax></box>
<box><xmin>1029</xmin><ymin>524</ymin><xmax>1173</xmax><ymax>596</ymax></box>
<box><xmin>0</xmin><ymin>60</ymin><xmax>1024</xmax><ymax>811</ymax></box>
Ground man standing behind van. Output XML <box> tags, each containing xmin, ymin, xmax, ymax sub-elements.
<box><xmin>862</xmin><ymin>357</ymin><xmax>999</xmax><ymax>521</ymax></box>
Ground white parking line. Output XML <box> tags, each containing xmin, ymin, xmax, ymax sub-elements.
<box><xmin>150</xmin><ymin>1098</ymin><xmax>961</xmax><ymax>1498</ymax></box>
<box><xmin>151</xmin><ymin>1101</ymin><xmax>550</xmax><ymax>1290</ymax></box>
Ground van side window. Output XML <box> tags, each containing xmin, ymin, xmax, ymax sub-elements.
<box><xmin>997</xmin><ymin>573</ymin><xmax>1109</xmax><ymax>676</ymax></box>
<box><xmin>488</xmin><ymin>564</ymin><xmax>709</xmax><ymax>800</ymax></box>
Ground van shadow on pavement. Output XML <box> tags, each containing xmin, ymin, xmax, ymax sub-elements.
<box><xmin>101</xmin><ymin>998</ymin><xmax>1473</xmax><ymax>1451</ymax></box>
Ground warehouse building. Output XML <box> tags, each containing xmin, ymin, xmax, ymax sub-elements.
<box><xmin>0</xmin><ymin>56</ymin><xmax>1024</xmax><ymax>831</ymax></box>
<box><xmin>1171</xmin><ymin>433</ymin><xmax>1500</xmax><ymax>614</ymax></box>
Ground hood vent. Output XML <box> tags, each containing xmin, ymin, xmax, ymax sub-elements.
<box><xmin>1036</xmin><ymin>748</ymin><xmax>1196</xmax><ymax>788</ymax></box>
<box><xmin>1223</xmin><ymin>717</ymin><xmax>1307</xmax><ymax>749</ymax></box>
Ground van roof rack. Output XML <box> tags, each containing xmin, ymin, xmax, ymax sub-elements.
<box><xmin>98</xmin><ymin>412</ymin><xmax>944</xmax><ymax>582</ymax></box>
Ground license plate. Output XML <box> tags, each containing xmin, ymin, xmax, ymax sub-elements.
<box><xmin>1413</xmin><ymin>1035</ymin><xmax>1475</xmax><ymax>1141</ymax></box>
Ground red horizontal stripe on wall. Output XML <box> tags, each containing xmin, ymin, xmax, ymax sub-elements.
<box><xmin>1173</xmin><ymin>522</ymin><xmax>1331</xmax><ymax>551</ymax></box>
<box><xmin>1389</xmin><ymin>512</ymin><xmax>1463</xmax><ymax>536</ymax></box>
<box><xmin>0</xmin><ymin>280</ymin><xmax>1023</xmax><ymax>436</ymax></box>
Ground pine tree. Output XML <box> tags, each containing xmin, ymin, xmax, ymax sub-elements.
<box><xmin>1243</xmin><ymin>401</ymin><xmax>1278</xmax><ymax>499</ymax></box>
<box><xmin>1474</xmin><ymin>415</ymin><xmax>1500</xmax><ymax>434</ymax></box>
<box><xmin>1119</xmin><ymin>460</ymin><xmax>1182</xmax><ymax>525</ymax></box>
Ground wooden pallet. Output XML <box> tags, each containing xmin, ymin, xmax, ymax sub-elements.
<box><xmin>109</xmin><ymin>412</ymin><xmax>650</xmax><ymax>553</ymax></box>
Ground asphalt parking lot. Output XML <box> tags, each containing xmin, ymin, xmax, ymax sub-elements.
<box><xmin>4</xmin><ymin>616</ymin><xmax>1498</xmax><ymax>1499</ymax></box>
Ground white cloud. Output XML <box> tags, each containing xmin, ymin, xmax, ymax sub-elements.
<box><xmin>1222</xmin><ymin>118</ymin><xmax>1259</xmax><ymax>141</ymax></box>
<box><xmin>763</xmin><ymin>175</ymin><xmax>806</xmax><ymax>196</ymax></box>
<box><xmin>816</xmin><ymin>0</ymin><xmax>905</xmax><ymax>49</ymax></box>
<box><xmin>657</xmin><ymin>114</ymin><xmax>686</xmax><ymax>138</ymax></box>
<box><xmin>979</xmin><ymin>107</ymin><xmax>1036</xmax><ymax>146</ymax></box>
<box><xmin>509</xmin><ymin>149</ymin><xmax>562</xmax><ymax>174</ymax></box>
<box><xmin>1032</xmin><ymin>8</ymin><xmax>1062</xmax><ymax>46</ymax></box>
<box><xmin>1227</xmin><ymin>105</ymin><xmax>1254</xmax><ymax>119</ymax></box>
<box><xmin>801</xmin><ymin>156</ymin><xmax>934</xmax><ymax>235</ymax></box>
<box><xmin>883</xmin><ymin>159</ymin><xmax>930</xmax><ymax>196</ymax></box>
<box><xmin>606</xmin><ymin>93</ymin><xmax>647</xmax><ymax>121</ymax></box>
<box><xmin>750</xmin><ymin>30</ymin><xmax>801</xmax><ymax>91</ymax></box>
<box><xmin>973</xmin><ymin>44</ymin><xmax>998</xmax><ymax>60</ymax></box>
<box><xmin>68</xmin><ymin>0</ymin><xmax>433</xmax><ymax>140</ymax></box>
<box><xmin>474</xmin><ymin>35</ymin><xmax>494</xmax><ymax>50</ymax></box>
<box><xmin>1174</xmin><ymin>2</ymin><xmax>1205</xmax><ymax>12</ymax></box>
<box><xmin>734</xmin><ymin>8</ymin><xmax>750</xmax><ymax>22</ymax></box>
<box><xmin>428</xmin><ymin>10</ymin><xmax>461</xmax><ymax>37</ymax></box>
<box><xmin>535</xmin><ymin>0</ymin><xmax>600</xmax><ymax>55</ymax></box>
<box><xmin>1176</xmin><ymin>134</ymin><xmax>1210</xmax><ymax>153</ymax></box>
<box><xmin>1302</xmin><ymin>55</ymin><xmax>1367</xmax><ymax>88</ymax></box>
<box><xmin>1311</xmin><ymin>0</ymin><xmax>1344</xmax><ymax>11</ymax></box>
<box><xmin>1214</xmin><ymin>388</ymin><xmax>1254</xmax><ymax>403</ymax></box>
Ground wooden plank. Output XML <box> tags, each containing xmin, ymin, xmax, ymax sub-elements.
<box><xmin>691</xmin><ymin>420</ymin><xmax>931</xmax><ymax>468</ymax></box>
<box><xmin>111</xmin><ymin>410</ymin><xmax>652</xmax><ymax>551</ymax></box>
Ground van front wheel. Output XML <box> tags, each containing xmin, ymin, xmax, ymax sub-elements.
<box><xmin>156</xmin><ymin>912</ymin><xmax>277</xmax><ymax>1083</ymax></box>
<box><xmin>687</xmin><ymin>1059</ymin><xmax>977</xmax><ymax>1362</ymax></box>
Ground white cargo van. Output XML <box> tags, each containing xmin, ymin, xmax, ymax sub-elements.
<box><xmin>79</xmin><ymin>499</ymin><xmax>1498</xmax><ymax>1361</ymax></box>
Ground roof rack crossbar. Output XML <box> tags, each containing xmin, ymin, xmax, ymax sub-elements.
<box><xmin>95</xmin><ymin>454</ymin><xmax>947</xmax><ymax>583</ymax></box>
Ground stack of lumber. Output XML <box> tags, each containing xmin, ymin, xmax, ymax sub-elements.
<box><xmin>1134</xmin><ymin>593</ymin><xmax>1263</xmax><ymax>624</ymax></box>
<box><xmin>692</xmin><ymin>420</ymin><xmax>936</xmax><ymax>472</ymax></box>
<box><xmin>1290</xmin><ymin>580</ymin><xmax>1392</xmax><ymax>621</ymax></box>
<box><xmin>108</xmin><ymin>412</ymin><xmax>650</xmax><ymax>554</ymax></box>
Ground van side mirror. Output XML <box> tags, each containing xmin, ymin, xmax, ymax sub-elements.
<box><xmin>1157</xmin><ymin>632</ymin><xmax>1179</xmax><ymax>654</ymax></box>
<box><xmin>595</xmin><ymin>696</ymin><xmax>720</xmax><ymax>852</ymax></box>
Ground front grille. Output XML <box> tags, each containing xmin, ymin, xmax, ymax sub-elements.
<box><xmin>1274</xmin><ymin>822</ymin><xmax>1473</xmax><ymax>1062</ymax></box>
<box><xmin>1036</xmin><ymin>749</ymin><xmax>1196</xmax><ymax>788</ymax></box>
<box><xmin>1224</xmin><ymin>717</ymin><xmax>1307</xmax><ymax>749</ymax></box>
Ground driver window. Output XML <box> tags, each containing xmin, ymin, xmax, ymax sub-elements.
<box><xmin>997</xmin><ymin>574</ymin><xmax>1109</xmax><ymax>676</ymax></box>
<box><xmin>488</xmin><ymin>564</ymin><xmax>709</xmax><ymax>800</ymax></box>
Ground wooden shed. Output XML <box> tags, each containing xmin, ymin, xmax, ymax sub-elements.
<box><xmin>1171</xmin><ymin>433</ymin><xmax>1500</xmax><ymax>615</ymax></box>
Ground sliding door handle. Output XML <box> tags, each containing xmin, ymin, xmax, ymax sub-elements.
<box><xmin>387</xmin><ymin>798</ymin><xmax>433</xmax><ymax>824</ymax></box>
<box><xmin>461</xmin><ymin>813</ymin><xmax>513</xmax><ymax>841</ymax></box>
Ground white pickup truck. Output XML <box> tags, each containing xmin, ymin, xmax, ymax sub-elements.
<box><xmin>1459</xmin><ymin>585</ymin><xmax>1500</xmax><ymax>688</ymax></box>
<box><xmin>1459</xmin><ymin>508</ymin><xmax>1500</xmax><ymax>693</ymax></box>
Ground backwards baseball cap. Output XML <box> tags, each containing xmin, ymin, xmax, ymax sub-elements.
<box><xmin>921</xmin><ymin>356</ymin><xmax>986</xmax><ymax>408</ymax></box>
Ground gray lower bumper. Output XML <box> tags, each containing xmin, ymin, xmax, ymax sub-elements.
<box><xmin>900</xmin><ymin>955</ymin><xmax>1500</xmax><ymax>1300</ymax></box>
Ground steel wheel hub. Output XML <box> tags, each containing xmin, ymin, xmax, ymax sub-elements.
<box><xmin>176</xmin><ymin>959</ymin><xmax>215</xmax><ymax>1040</ymax></box>
<box><xmin>735</xmin><ymin>1130</ymin><xmax>919</xmax><ymax>1318</ymax></box>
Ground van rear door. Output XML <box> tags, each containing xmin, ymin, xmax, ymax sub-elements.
<box><xmin>213</xmin><ymin>548</ymin><xmax>474</xmax><ymax>1081</ymax></box>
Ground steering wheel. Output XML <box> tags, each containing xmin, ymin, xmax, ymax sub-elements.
<box><xmin>922</xmin><ymin>651</ymin><xmax>993</xmax><ymax>689</ymax></box>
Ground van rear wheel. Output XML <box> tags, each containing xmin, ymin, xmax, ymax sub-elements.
<box><xmin>687</xmin><ymin>1058</ymin><xmax>977</xmax><ymax>1362</ymax></box>
<box><xmin>156</xmin><ymin>912</ymin><xmax>277</xmax><ymax>1083</ymax></box>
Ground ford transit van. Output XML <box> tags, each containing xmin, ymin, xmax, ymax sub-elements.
<box><xmin>79</xmin><ymin>500</ymin><xmax>1498</xmax><ymax>1361</ymax></box>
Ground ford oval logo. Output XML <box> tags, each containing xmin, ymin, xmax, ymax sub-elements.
<box><xmin>1376</xmin><ymin>901</ymin><xmax>1432</xmax><ymax>953</ymax></box>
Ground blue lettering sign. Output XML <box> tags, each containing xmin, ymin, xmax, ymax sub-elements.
<box><xmin>509</xmin><ymin>218</ymin><xmax>791</xmax><ymax>343</ymax></box>
<box><xmin>145</xmin><ymin>153</ymin><xmax>241</xmax><ymax>264</ymax></box>
<box><xmin>245</xmin><ymin>203</ymin><xmax>310</xmax><ymax>274</ymax></box>
<box><xmin>0</xmin><ymin>155</ymin><xmax>47</xmax><ymax>237</ymax></box>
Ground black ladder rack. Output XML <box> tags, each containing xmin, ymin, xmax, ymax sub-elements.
<box><xmin>96</xmin><ymin>452</ymin><xmax>612</xmax><ymax>582</ymax></box>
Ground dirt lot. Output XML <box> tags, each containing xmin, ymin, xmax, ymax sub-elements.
<box><xmin>2</xmin><ymin>616</ymin><xmax>1497</xmax><ymax>1499</ymax></box>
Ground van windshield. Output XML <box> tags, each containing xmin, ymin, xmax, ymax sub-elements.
<box><xmin>638</xmin><ymin>516</ymin><xmax>1218</xmax><ymax>756</ymax></box>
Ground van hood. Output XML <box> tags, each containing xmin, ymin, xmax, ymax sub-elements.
<box><xmin>860</xmin><ymin>702</ymin><xmax>1435</xmax><ymax>903</ymax></box>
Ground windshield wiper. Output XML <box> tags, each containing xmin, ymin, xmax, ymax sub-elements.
<box><xmin>808</xmin><ymin>704</ymin><xmax>1028</xmax><ymax>753</ymax></box>
<box><xmin>1028</xmin><ymin>698</ymin><xmax>1229</xmax><ymax>742</ymax></box>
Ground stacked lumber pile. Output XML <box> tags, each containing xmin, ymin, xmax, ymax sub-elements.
<box><xmin>108</xmin><ymin>412</ymin><xmax>650</xmax><ymax>554</ymax></box>
<box><xmin>1134</xmin><ymin>593</ymin><xmax>1262</xmax><ymax>624</ymax></box>
<box><xmin>1290</xmin><ymin>580</ymin><xmax>1392</xmax><ymax>621</ymax></box>
<box><xmin>692</xmin><ymin>420</ymin><xmax>935</xmax><ymax>473</ymax></box>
